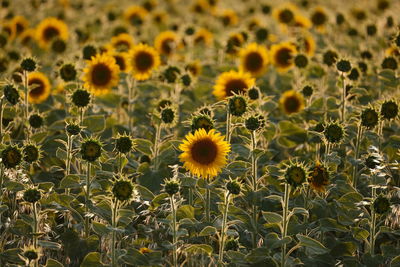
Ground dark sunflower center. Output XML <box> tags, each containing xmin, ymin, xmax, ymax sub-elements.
<box><xmin>161</xmin><ymin>38</ymin><xmax>174</xmax><ymax>55</ymax></box>
<box><xmin>135</xmin><ymin>51</ymin><xmax>154</xmax><ymax>71</ymax></box>
<box><xmin>194</xmin><ymin>35</ymin><xmax>205</xmax><ymax>44</ymax></box>
<box><xmin>6</xmin><ymin>150</ymin><xmax>20</xmax><ymax>165</ymax></box>
<box><xmin>16</xmin><ymin>23</ymin><xmax>25</xmax><ymax>35</ymax></box>
<box><xmin>191</xmin><ymin>138</ymin><xmax>218</xmax><ymax>165</ymax></box>
<box><xmin>115</xmin><ymin>40</ymin><xmax>131</xmax><ymax>51</ymax></box>
<box><xmin>312</xmin><ymin>11</ymin><xmax>326</xmax><ymax>26</ymax></box>
<box><xmin>284</xmin><ymin>96</ymin><xmax>301</xmax><ymax>113</ymax></box>
<box><xmin>129</xmin><ymin>14</ymin><xmax>143</xmax><ymax>26</ymax></box>
<box><xmin>279</xmin><ymin>9</ymin><xmax>294</xmax><ymax>24</ymax></box>
<box><xmin>304</xmin><ymin>39</ymin><xmax>311</xmax><ymax>53</ymax></box>
<box><xmin>245</xmin><ymin>52</ymin><xmax>263</xmax><ymax>72</ymax></box>
<box><xmin>29</xmin><ymin>78</ymin><xmax>45</xmax><ymax>98</ymax></box>
<box><xmin>224</xmin><ymin>78</ymin><xmax>248</xmax><ymax>97</ymax></box>
<box><xmin>276</xmin><ymin>48</ymin><xmax>293</xmax><ymax>67</ymax></box>
<box><xmin>288</xmin><ymin>167</ymin><xmax>305</xmax><ymax>183</ymax></box>
<box><xmin>114</xmin><ymin>55</ymin><xmax>126</xmax><ymax>71</ymax></box>
<box><xmin>91</xmin><ymin>63</ymin><xmax>112</xmax><ymax>86</ymax></box>
<box><xmin>43</xmin><ymin>26</ymin><xmax>60</xmax><ymax>41</ymax></box>
<box><xmin>86</xmin><ymin>144</ymin><xmax>100</xmax><ymax>156</ymax></box>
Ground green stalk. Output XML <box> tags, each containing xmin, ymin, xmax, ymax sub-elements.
<box><xmin>340</xmin><ymin>74</ymin><xmax>346</xmax><ymax>123</ymax></box>
<box><xmin>188</xmin><ymin>187</ymin><xmax>193</xmax><ymax>206</ymax></box>
<box><xmin>281</xmin><ymin>183</ymin><xmax>290</xmax><ymax>267</ymax></box>
<box><xmin>128</xmin><ymin>78</ymin><xmax>136</xmax><ymax>132</ymax></box>
<box><xmin>111</xmin><ymin>200</ymin><xmax>118</xmax><ymax>267</ymax></box>
<box><xmin>250</xmin><ymin>130</ymin><xmax>258</xmax><ymax>248</ymax></box>
<box><xmin>24</xmin><ymin>70</ymin><xmax>29</xmax><ymax>121</ymax></box>
<box><xmin>205</xmin><ymin>185</ymin><xmax>211</xmax><ymax>223</ymax></box>
<box><xmin>79</xmin><ymin>108</ymin><xmax>84</xmax><ymax>126</ymax></box>
<box><xmin>352</xmin><ymin>123</ymin><xmax>363</xmax><ymax>188</ymax></box>
<box><xmin>370</xmin><ymin>186</ymin><xmax>376</xmax><ymax>256</ymax></box>
<box><xmin>226</xmin><ymin>107</ymin><xmax>231</xmax><ymax>143</ymax></box>
<box><xmin>118</xmin><ymin>152</ymin><xmax>122</xmax><ymax>174</ymax></box>
<box><xmin>218</xmin><ymin>192</ymin><xmax>230</xmax><ymax>263</ymax></box>
<box><xmin>85</xmin><ymin>162</ymin><xmax>91</xmax><ymax>238</ymax></box>
<box><xmin>153</xmin><ymin>122</ymin><xmax>162</xmax><ymax>170</ymax></box>
<box><xmin>33</xmin><ymin>202</ymin><xmax>38</xmax><ymax>267</ymax></box>
<box><xmin>170</xmin><ymin>195</ymin><xmax>178</xmax><ymax>267</ymax></box>
<box><xmin>0</xmin><ymin>97</ymin><xmax>4</xmax><ymax>142</ymax></box>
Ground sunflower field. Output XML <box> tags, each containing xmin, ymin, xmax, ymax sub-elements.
<box><xmin>1</xmin><ymin>0</ymin><xmax>400</xmax><ymax>266</ymax></box>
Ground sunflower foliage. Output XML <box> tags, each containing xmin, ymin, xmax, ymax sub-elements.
<box><xmin>0</xmin><ymin>0</ymin><xmax>400</xmax><ymax>267</ymax></box>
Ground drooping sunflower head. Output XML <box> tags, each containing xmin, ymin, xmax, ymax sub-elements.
<box><xmin>109</xmin><ymin>33</ymin><xmax>135</xmax><ymax>52</ymax></box>
<box><xmin>1</xmin><ymin>145</ymin><xmax>22</xmax><ymax>169</ymax></box>
<box><xmin>245</xmin><ymin>113</ymin><xmax>266</xmax><ymax>132</ymax></box>
<box><xmin>213</xmin><ymin>70</ymin><xmax>255</xmax><ymax>100</ymax></box>
<box><xmin>154</xmin><ymin>31</ymin><xmax>179</xmax><ymax>57</ymax></box>
<box><xmin>323</xmin><ymin>49</ymin><xmax>338</xmax><ymax>67</ymax></box>
<box><xmin>372</xmin><ymin>195</ymin><xmax>391</xmax><ymax>215</ymax></box>
<box><xmin>80</xmin><ymin>138</ymin><xmax>103</xmax><ymax>162</ymax></box>
<box><xmin>29</xmin><ymin>114</ymin><xmax>44</xmax><ymax>129</ymax></box>
<box><xmin>364</xmin><ymin>152</ymin><xmax>382</xmax><ymax>170</ymax></box>
<box><xmin>360</xmin><ymin>107</ymin><xmax>379</xmax><ymax>129</ymax></box>
<box><xmin>279</xmin><ymin>90</ymin><xmax>305</xmax><ymax>115</ymax></box>
<box><xmin>23</xmin><ymin>187</ymin><xmax>42</xmax><ymax>203</ymax></box>
<box><xmin>179</xmin><ymin>129</ymin><xmax>231</xmax><ymax>179</ymax></box>
<box><xmin>270</xmin><ymin>42</ymin><xmax>297</xmax><ymax>72</ymax></box>
<box><xmin>191</xmin><ymin>113</ymin><xmax>214</xmax><ymax>133</ymax></box>
<box><xmin>82</xmin><ymin>53</ymin><xmax>120</xmax><ymax>95</ymax></box>
<box><xmin>21</xmin><ymin>245</ymin><xmax>42</xmax><ymax>264</ymax></box>
<box><xmin>226</xmin><ymin>177</ymin><xmax>242</xmax><ymax>195</ymax></box>
<box><xmin>27</xmin><ymin>72</ymin><xmax>51</xmax><ymax>104</ymax></box>
<box><xmin>59</xmin><ymin>63</ymin><xmax>77</xmax><ymax>82</ymax></box>
<box><xmin>124</xmin><ymin>6</ymin><xmax>148</xmax><ymax>26</ymax></box>
<box><xmin>283</xmin><ymin>161</ymin><xmax>308</xmax><ymax>189</ymax></box>
<box><xmin>112</xmin><ymin>175</ymin><xmax>135</xmax><ymax>202</ymax></box>
<box><xmin>380</xmin><ymin>100</ymin><xmax>398</xmax><ymax>120</ymax></box>
<box><xmin>323</xmin><ymin>121</ymin><xmax>345</xmax><ymax>144</ymax></box>
<box><xmin>239</xmin><ymin>43</ymin><xmax>269</xmax><ymax>77</ymax></box>
<box><xmin>35</xmin><ymin>17</ymin><xmax>68</xmax><ymax>48</ymax></box>
<box><xmin>308</xmin><ymin>162</ymin><xmax>330</xmax><ymax>193</ymax></box>
<box><xmin>128</xmin><ymin>43</ymin><xmax>160</xmax><ymax>81</ymax></box>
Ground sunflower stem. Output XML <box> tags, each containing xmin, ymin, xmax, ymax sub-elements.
<box><xmin>118</xmin><ymin>152</ymin><xmax>122</xmax><ymax>174</ymax></box>
<box><xmin>250</xmin><ymin>130</ymin><xmax>258</xmax><ymax>248</ymax></box>
<box><xmin>226</xmin><ymin>107</ymin><xmax>231</xmax><ymax>143</ymax></box>
<box><xmin>281</xmin><ymin>183</ymin><xmax>290</xmax><ymax>267</ymax></box>
<box><xmin>205</xmin><ymin>185</ymin><xmax>211</xmax><ymax>223</ymax></box>
<box><xmin>340</xmin><ymin>73</ymin><xmax>346</xmax><ymax>123</ymax></box>
<box><xmin>111</xmin><ymin>199</ymin><xmax>118</xmax><ymax>267</ymax></box>
<box><xmin>33</xmin><ymin>202</ymin><xmax>39</xmax><ymax>267</ymax></box>
<box><xmin>370</xmin><ymin>186</ymin><xmax>377</xmax><ymax>256</ymax></box>
<box><xmin>128</xmin><ymin>78</ymin><xmax>136</xmax><ymax>132</ymax></box>
<box><xmin>79</xmin><ymin>108</ymin><xmax>84</xmax><ymax>126</ymax></box>
<box><xmin>170</xmin><ymin>195</ymin><xmax>178</xmax><ymax>267</ymax></box>
<box><xmin>24</xmin><ymin>70</ymin><xmax>29</xmax><ymax>122</ymax></box>
<box><xmin>352</xmin><ymin>123</ymin><xmax>363</xmax><ymax>188</ymax></box>
<box><xmin>84</xmin><ymin>162</ymin><xmax>91</xmax><ymax>238</ymax></box>
<box><xmin>153</xmin><ymin>122</ymin><xmax>162</xmax><ymax>170</ymax></box>
<box><xmin>218</xmin><ymin>191</ymin><xmax>230</xmax><ymax>263</ymax></box>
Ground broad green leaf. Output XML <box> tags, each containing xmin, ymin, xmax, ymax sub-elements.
<box><xmin>184</xmin><ymin>244</ymin><xmax>213</xmax><ymax>255</ymax></box>
<box><xmin>199</xmin><ymin>226</ymin><xmax>217</xmax><ymax>236</ymax></box>
<box><xmin>82</xmin><ymin>115</ymin><xmax>106</xmax><ymax>133</ymax></box>
<box><xmin>80</xmin><ymin>252</ymin><xmax>105</xmax><ymax>267</ymax></box>
<box><xmin>262</xmin><ymin>211</ymin><xmax>283</xmax><ymax>224</ymax></box>
<box><xmin>297</xmin><ymin>234</ymin><xmax>329</xmax><ymax>255</ymax></box>
<box><xmin>45</xmin><ymin>259</ymin><xmax>64</xmax><ymax>267</ymax></box>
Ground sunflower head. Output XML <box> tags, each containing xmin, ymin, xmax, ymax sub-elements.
<box><xmin>83</xmin><ymin>45</ymin><xmax>97</xmax><ymax>60</ymax></box>
<box><xmin>155</xmin><ymin>31</ymin><xmax>179</xmax><ymax>57</ymax></box>
<box><xmin>139</xmin><ymin>247</ymin><xmax>153</xmax><ymax>254</ymax></box>
<box><xmin>220</xmin><ymin>9</ymin><xmax>238</xmax><ymax>26</ymax></box>
<box><xmin>20</xmin><ymin>57</ymin><xmax>37</xmax><ymax>72</ymax></box>
<box><xmin>381</xmin><ymin>57</ymin><xmax>398</xmax><ymax>70</ymax></box>
<box><xmin>27</xmin><ymin>72</ymin><xmax>51</xmax><ymax>104</ymax></box>
<box><xmin>247</xmin><ymin>86</ymin><xmax>260</xmax><ymax>100</ymax></box>
<box><xmin>29</xmin><ymin>114</ymin><xmax>44</xmax><ymax>129</ymax></box>
<box><xmin>128</xmin><ymin>43</ymin><xmax>160</xmax><ymax>81</ymax></box>
<box><xmin>294</xmin><ymin>54</ymin><xmax>308</xmax><ymax>68</ymax></box>
<box><xmin>159</xmin><ymin>105</ymin><xmax>178</xmax><ymax>126</ymax></box>
<box><xmin>270</xmin><ymin>42</ymin><xmax>297</xmax><ymax>72</ymax></box>
<box><xmin>365</xmin><ymin>153</ymin><xmax>382</xmax><ymax>170</ymax></box>
<box><xmin>213</xmin><ymin>70</ymin><xmax>255</xmax><ymax>100</ymax></box>
<box><xmin>272</xmin><ymin>4</ymin><xmax>297</xmax><ymax>25</ymax></box>
<box><xmin>115</xmin><ymin>134</ymin><xmax>135</xmax><ymax>154</ymax></box>
<box><xmin>255</xmin><ymin>27</ymin><xmax>269</xmax><ymax>42</ymax></box>
<box><xmin>23</xmin><ymin>188</ymin><xmax>41</xmax><ymax>203</ymax></box>
<box><xmin>81</xmin><ymin>138</ymin><xmax>103</xmax><ymax>162</ymax></box>
<box><xmin>112</xmin><ymin>52</ymin><xmax>130</xmax><ymax>72</ymax></box>
<box><xmin>324</xmin><ymin>121</ymin><xmax>345</xmax><ymax>144</ymax></box>
<box><xmin>163</xmin><ymin>177</ymin><xmax>181</xmax><ymax>196</ymax></box>
<box><xmin>226</xmin><ymin>33</ymin><xmax>245</xmax><ymax>55</ymax></box>
<box><xmin>125</xmin><ymin>6</ymin><xmax>148</xmax><ymax>26</ymax></box>
<box><xmin>225</xmin><ymin>237</ymin><xmax>240</xmax><ymax>251</ymax></box>
<box><xmin>179</xmin><ymin>129</ymin><xmax>231</xmax><ymax>179</ymax></box>
<box><xmin>193</xmin><ymin>28</ymin><xmax>213</xmax><ymax>46</ymax></box>
<box><xmin>71</xmin><ymin>89</ymin><xmax>91</xmax><ymax>108</ymax></box>
<box><xmin>112</xmin><ymin>176</ymin><xmax>135</xmax><ymax>202</ymax></box>
<box><xmin>245</xmin><ymin>113</ymin><xmax>266</xmax><ymax>132</ymax></box>
<box><xmin>181</xmin><ymin>74</ymin><xmax>192</xmax><ymax>86</ymax></box>
<box><xmin>226</xmin><ymin>178</ymin><xmax>242</xmax><ymax>195</ymax></box>
<box><xmin>21</xmin><ymin>246</ymin><xmax>41</xmax><ymax>263</ymax></box>
<box><xmin>372</xmin><ymin>195</ymin><xmax>391</xmax><ymax>215</ymax></box>
<box><xmin>361</xmin><ymin>107</ymin><xmax>379</xmax><ymax>129</ymax></box>
<box><xmin>336</xmin><ymin>59</ymin><xmax>352</xmax><ymax>73</ymax></box>
<box><xmin>302</xmin><ymin>85</ymin><xmax>313</xmax><ymax>97</ymax></box>
<box><xmin>311</xmin><ymin>7</ymin><xmax>328</xmax><ymax>29</ymax></box>
<box><xmin>23</xmin><ymin>143</ymin><xmax>41</xmax><ymax>164</ymax></box>
<box><xmin>1</xmin><ymin>145</ymin><xmax>22</xmax><ymax>169</ymax></box>
<box><xmin>283</xmin><ymin>161</ymin><xmax>308</xmax><ymax>189</ymax></box>
<box><xmin>109</xmin><ymin>33</ymin><xmax>134</xmax><ymax>52</ymax></box>
<box><xmin>3</xmin><ymin>84</ymin><xmax>20</xmax><ymax>105</ymax></box>
<box><xmin>228</xmin><ymin>95</ymin><xmax>248</xmax><ymax>117</ymax></box>
<box><xmin>156</xmin><ymin>99</ymin><xmax>173</xmax><ymax>112</ymax></box>
<box><xmin>308</xmin><ymin>162</ymin><xmax>329</xmax><ymax>193</ymax></box>
<box><xmin>162</xmin><ymin>66</ymin><xmax>181</xmax><ymax>83</ymax></box>
<box><xmin>83</xmin><ymin>53</ymin><xmax>120</xmax><ymax>95</ymax></box>
<box><xmin>65</xmin><ymin>122</ymin><xmax>81</xmax><ymax>136</ymax></box>
<box><xmin>59</xmin><ymin>63</ymin><xmax>77</xmax><ymax>82</ymax></box>
<box><xmin>239</xmin><ymin>43</ymin><xmax>269</xmax><ymax>77</ymax></box>
<box><xmin>380</xmin><ymin>100</ymin><xmax>398</xmax><ymax>120</ymax></box>
<box><xmin>185</xmin><ymin>60</ymin><xmax>202</xmax><ymax>77</ymax></box>
<box><xmin>347</xmin><ymin>68</ymin><xmax>360</xmax><ymax>81</ymax></box>
<box><xmin>51</xmin><ymin>38</ymin><xmax>67</xmax><ymax>53</ymax></box>
<box><xmin>279</xmin><ymin>90</ymin><xmax>305</xmax><ymax>115</ymax></box>
<box><xmin>35</xmin><ymin>17</ymin><xmax>68</xmax><ymax>49</ymax></box>
<box><xmin>323</xmin><ymin>50</ymin><xmax>338</xmax><ymax>67</ymax></box>
<box><xmin>191</xmin><ymin>114</ymin><xmax>214</xmax><ymax>133</ymax></box>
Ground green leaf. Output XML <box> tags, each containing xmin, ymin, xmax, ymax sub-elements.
<box><xmin>82</xmin><ymin>115</ymin><xmax>106</xmax><ymax>133</ymax></box>
<box><xmin>38</xmin><ymin>182</ymin><xmax>54</xmax><ymax>192</ymax></box>
<box><xmin>38</xmin><ymin>240</ymin><xmax>62</xmax><ymax>250</ymax></box>
<box><xmin>352</xmin><ymin>227</ymin><xmax>370</xmax><ymax>241</ymax></box>
<box><xmin>56</xmin><ymin>147</ymin><xmax>67</xmax><ymax>161</ymax></box>
<box><xmin>120</xmin><ymin>248</ymin><xmax>149</xmax><ymax>265</ymax></box>
<box><xmin>176</xmin><ymin>205</ymin><xmax>194</xmax><ymax>220</ymax></box>
<box><xmin>0</xmin><ymin>248</ymin><xmax>24</xmax><ymax>265</ymax></box>
<box><xmin>136</xmin><ymin>185</ymin><xmax>154</xmax><ymax>201</ymax></box>
<box><xmin>92</xmin><ymin>222</ymin><xmax>111</xmax><ymax>236</ymax></box>
<box><xmin>4</xmin><ymin>181</ymin><xmax>25</xmax><ymax>192</ymax></box>
<box><xmin>80</xmin><ymin>252</ymin><xmax>105</xmax><ymax>267</ymax></box>
<box><xmin>391</xmin><ymin>255</ymin><xmax>400</xmax><ymax>267</ymax></box>
<box><xmin>297</xmin><ymin>234</ymin><xmax>329</xmax><ymax>255</ymax></box>
<box><xmin>184</xmin><ymin>244</ymin><xmax>213</xmax><ymax>255</ymax></box>
<box><xmin>199</xmin><ymin>226</ymin><xmax>217</xmax><ymax>236</ymax></box>
<box><xmin>59</xmin><ymin>175</ymin><xmax>81</xmax><ymax>189</ymax></box>
<box><xmin>45</xmin><ymin>259</ymin><xmax>64</xmax><ymax>267</ymax></box>
<box><xmin>135</xmin><ymin>138</ymin><xmax>153</xmax><ymax>155</ymax></box>
<box><xmin>262</xmin><ymin>211</ymin><xmax>283</xmax><ymax>224</ymax></box>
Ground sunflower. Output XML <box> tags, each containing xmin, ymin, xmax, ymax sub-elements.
<box><xmin>272</xmin><ymin>3</ymin><xmax>298</xmax><ymax>25</ymax></box>
<box><xmin>124</xmin><ymin>5</ymin><xmax>148</xmax><ymax>26</ymax></box>
<box><xmin>128</xmin><ymin>43</ymin><xmax>160</xmax><ymax>81</ymax></box>
<box><xmin>82</xmin><ymin>53</ymin><xmax>120</xmax><ymax>95</ymax></box>
<box><xmin>2</xmin><ymin>21</ymin><xmax>16</xmax><ymax>40</ymax></box>
<box><xmin>300</xmin><ymin>33</ymin><xmax>316</xmax><ymax>57</ymax></box>
<box><xmin>179</xmin><ymin>129</ymin><xmax>230</xmax><ymax>179</ymax></box>
<box><xmin>35</xmin><ymin>17</ymin><xmax>69</xmax><ymax>48</ymax></box>
<box><xmin>19</xmin><ymin>28</ymin><xmax>35</xmax><ymax>46</ymax></box>
<box><xmin>270</xmin><ymin>42</ymin><xmax>297</xmax><ymax>72</ymax></box>
<box><xmin>28</xmin><ymin>72</ymin><xmax>51</xmax><ymax>104</ymax></box>
<box><xmin>12</xmin><ymin>16</ymin><xmax>29</xmax><ymax>37</ymax></box>
<box><xmin>154</xmin><ymin>31</ymin><xmax>179</xmax><ymax>57</ymax></box>
<box><xmin>213</xmin><ymin>70</ymin><xmax>255</xmax><ymax>100</ymax></box>
<box><xmin>239</xmin><ymin>43</ymin><xmax>269</xmax><ymax>77</ymax></box>
<box><xmin>310</xmin><ymin>7</ymin><xmax>328</xmax><ymax>32</ymax></box>
<box><xmin>226</xmin><ymin>32</ymin><xmax>245</xmax><ymax>55</ymax></box>
<box><xmin>294</xmin><ymin>15</ymin><xmax>312</xmax><ymax>29</ymax></box>
<box><xmin>279</xmin><ymin>90</ymin><xmax>305</xmax><ymax>115</ymax></box>
<box><xmin>185</xmin><ymin>60</ymin><xmax>202</xmax><ymax>77</ymax></box>
<box><xmin>111</xmin><ymin>52</ymin><xmax>130</xmax><ymax>72</ymax></box>
<box><xmin>193</xmin><ymin>28</ymin><xmax>213</xmax><ymax>46</ymax></box>
<box><xmin>308</xmin><ymin>162</ymin><xmax>330</xmax><ymax>192</ymax></box>
<box><xmin>109</xmin><ymin>33</ymin><xmax>134</xmax><ymax>52</ymax></box>
<box><xmin>219</xmin><ymin>9</ymin><xmax>238</xmax><ymax>26</ymax></box>
<box><xmin>152</xmin><ymin>10</ymin><xmax>168</xmax><ymax>24</ymax></box>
